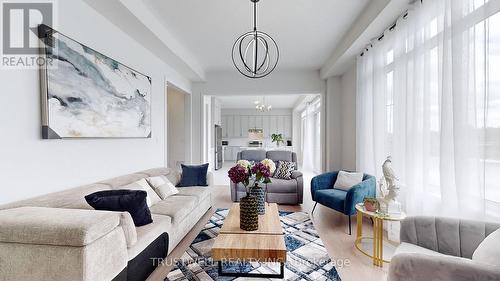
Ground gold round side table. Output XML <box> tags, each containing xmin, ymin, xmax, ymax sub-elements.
<box><xmin>354</xmin><ymin>203</ymin><xmax>406</xmax><ymax>267</ymax></box>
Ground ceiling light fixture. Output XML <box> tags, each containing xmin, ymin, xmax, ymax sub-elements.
<box><xmin>232</xmin><ymin>0</ymin><xmax>279</xmax><ymax>79</ymax></box>
<box><xmin>255</xmin><ymin>97</ymin><xmax>272</xmax><ymax>112</ymax></box>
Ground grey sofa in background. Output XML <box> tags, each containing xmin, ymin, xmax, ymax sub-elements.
<box><xmin>388</xmin><ymin>216</ymin><xmax>500</xmax><ymax>281</ymax></box>
<box><xmin>230</xmin><ymin>150</ymin><xmax>303</xmax><ymax>205</ymax></box>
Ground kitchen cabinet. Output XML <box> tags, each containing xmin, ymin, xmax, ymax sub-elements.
<box><xmin>224</xmin><ymin>147</ymin><xmax>233</xmax><ymax>161</ymax></box>
<box><xmin>269</xmin><ymin>116</ymin><xmax>278</xmax><ymax>137</ymax></box>
<box><xmin>262</xmin><ymin>115</ymin><xmax>270</xmax><ymax>137</ymax></box>
<box><xmin>255</xmin><ymin>116</ymin><xmax>263</xmax><ymax>129</ymax></box>
<box><xmin>224</xmin><ymin>146</ymin><xmax>241</xmax><ymax>161</ymax></box>
<box><xmin>277</xmin><ymin>116</ymin><xmax>285</xmax><ymax>136</ymax></box>
<box><xmin>221</xmin><ymin>116</ymin><xmax>228</xmax><ymax>138</ymax></box>
<box><xmin>232</xmin><ymin>115</ymin><xmax>241</xmax><ymax>137</ymax></box>
<box><xmin>248</xmin><ymin>116</ymin><xmax>256</xmax><ymax>129</ymax></box>
<box><xmin>240</xmin><ymin>116</ymin><xmax>249</xmax><ymax>137</ymax></box>
<box><xmin>222</xmin><ymin>114</ymin><xmax>292</xmax><ymax>139</ymax></box>
<box><xmin>284</xmin><ymin>115</ymin><xmax>292</xmax><ymax>138</ymax></box>
<box><xmin>226</xmin><ymin>116</ymin><xmax>234</xmax><ymax>138</ymax></box>
<box><xmin>213</xmin><ymin>98</ymin><xmax>222</xmax><ymax>126</ymax></box>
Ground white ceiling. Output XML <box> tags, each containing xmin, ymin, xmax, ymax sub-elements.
<box><xmin>217</xmin><ymin>95</ymin><xmax>308</xmax><ymax>109</ymax></box>
<box><xmin>142</xmin><ymin>0</ymin><xmax>369</xmax><ymax>71</ymax></box>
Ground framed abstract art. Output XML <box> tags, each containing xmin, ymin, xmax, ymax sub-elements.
<box><xmin>38</xmin><ymin>24</ymin><xmax>152</xmax><ymax>139</ymax></box>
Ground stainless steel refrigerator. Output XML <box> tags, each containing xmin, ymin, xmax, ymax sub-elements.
<box><xmin>215</xmin><ymin>125</ymin><xmax>223</xmax><ymax>170</ymax></box>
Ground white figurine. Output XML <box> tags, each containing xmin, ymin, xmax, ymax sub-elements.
<box><xmin>378</xmin><ymin>156</ymin><xmax>402</xmax><ymax>214</ymax></box>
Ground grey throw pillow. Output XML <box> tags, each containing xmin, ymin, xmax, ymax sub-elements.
<box><xmin>273</xmin><ymin>161</ymin><xmax>296</xmax><ymax>180</ymax></box>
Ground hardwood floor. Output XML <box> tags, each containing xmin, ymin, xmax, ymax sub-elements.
<box><xmin>148</xmin><ymin>170</ymin><xmax>389</xmax><ymax>281</ymax></box>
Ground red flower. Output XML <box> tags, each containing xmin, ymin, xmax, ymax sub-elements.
<box><xmin>228</xmin><ymin>165</ymin><xmax>249</xmax><ymax>184</ymax></box>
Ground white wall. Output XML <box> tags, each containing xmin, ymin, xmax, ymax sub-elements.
<box><xmin>324</xmin><ymin>62</ymin><xmax>358</xmax><ymax>172</ymax></box>
<box><xmin>340</xmin><ymin>63</ymin><xmax>357</xmax><ymax>170</ymax></box>
<box><xmin>325</xmin><ymin>76</ymin><xmax>343</xmax><ymax>171</ymax></box>
<box><xmin>0</xmin><ymin>0</ymin><xmax>191</xmax><ymax>204</ymax></box>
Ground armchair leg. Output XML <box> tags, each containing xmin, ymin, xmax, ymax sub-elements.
<box><xmin>312</xmin><ymin>202</ymin><xmax>318</xmax><ymax>215</ymax></box>
<box><xmin>348</xmin><ymin>215</ymin><xmax>352</xmax><ymax>235</ymax></box>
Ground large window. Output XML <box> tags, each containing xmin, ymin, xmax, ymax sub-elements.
<box><xmin>476</xmin><ymin>10</ymin><xmax>500</xmax><ymax>204</ymax></box>
<box><xmin>358</xmin><ymin>0</ymin><xmax>500</xmax><ymax>218</ymax></box>
<box><xmin>300</xmin><ymin>97</ymin><xmax>322</xmax><ymax>173</ymax></box>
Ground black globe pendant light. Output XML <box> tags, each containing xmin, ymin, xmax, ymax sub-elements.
<box><xmin>232</xmin><ymin>0</ymin><xmax>279</xmax><ymax>79</ymax></box>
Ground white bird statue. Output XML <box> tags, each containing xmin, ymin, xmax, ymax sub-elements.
<box><xmin>379</xmin><ymin>156</ymin><xmax>402</xmax><ymax>214</ymax></box>
<box><xmin>382</xmin><ymin>156</ymin><xmax>398</xmax><ymax>189</ymax></box>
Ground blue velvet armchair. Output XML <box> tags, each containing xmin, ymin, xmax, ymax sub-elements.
<box><xmin>311</xmin><ymin>171</ymin><xmax>376</xmax><ymax>234</ymax></box>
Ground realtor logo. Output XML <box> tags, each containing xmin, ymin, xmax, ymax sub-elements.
<box><xmin>2</xmin><ymin>1</ymin><xmax>52</xmax><ymax>54</ymax></box>
<box><xmin>1</xmin><ymin>1</ymin><xmax>55</xmax><ymax>68</ymax></box>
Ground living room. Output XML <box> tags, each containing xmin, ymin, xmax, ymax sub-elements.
<box><xmin>1</xmin><ymin>0</ymin><xmax>499</xmax><ymax>281</ymax></box>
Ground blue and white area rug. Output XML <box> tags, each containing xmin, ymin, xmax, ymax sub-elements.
<box><xmin>165</xmin><ymin>209</ymin><xmax>341</xmax><ymax>281</ymax></box>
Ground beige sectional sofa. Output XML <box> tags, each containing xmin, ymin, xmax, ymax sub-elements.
<box><xmin>0</xmin><ymin>167</ymin><xmax>213</xmax><ymax>281</ymax></box>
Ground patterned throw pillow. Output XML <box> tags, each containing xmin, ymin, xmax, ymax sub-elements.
<box><xmin>273</xmin><ymin>161</ymin><xmax>296</xmax><ymax>180</ymax></box>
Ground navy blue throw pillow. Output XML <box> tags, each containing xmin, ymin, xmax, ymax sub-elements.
<box><xmin>176</xmin><ymin>163</ymin><xmax>209</xmax><ymax>187</ymax></box>
<box><xmin>84</xmin><ymin>190</ymin><xmax>153</xmax><ymax>226</ymax></box>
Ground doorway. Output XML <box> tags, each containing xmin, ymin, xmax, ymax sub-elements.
<box><xmin>167</xmin><ymin>83</ymin><xmax>190</xmax><ymax>169</ymax></box>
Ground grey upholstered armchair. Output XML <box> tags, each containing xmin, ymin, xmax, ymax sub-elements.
<box><xmin>230</xmin><ymin>150</ymin><xmax>303</xmax><ymax>205</ymax></box>
<box><xmin>388</xmin><ymin>216</ymin><xmax>500</xmax><ymax>281</ymax></box>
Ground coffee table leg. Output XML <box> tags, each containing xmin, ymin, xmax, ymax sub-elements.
<box><xmin>218</xmin><ymin>261</ymin><xmax>285</xmax><ymax>278</ymax></box>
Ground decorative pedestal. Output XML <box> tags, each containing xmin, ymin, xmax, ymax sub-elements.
<box><xmin>250</xmin><ymin>184</ymin><xmax>266</xmax><ymax>215</ymax></box>
<box><xmin>240</xmin><ymin>195</ymin><xmax>258</xmax><ymax>231</ymax></box>
<box><xmin>378</xmin><ymin>198</ymin><xmax>402</xmax><ymax>215</ymax></box>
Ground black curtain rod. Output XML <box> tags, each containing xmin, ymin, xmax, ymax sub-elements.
<box><xmin>360</xmin><ymin>2</ymin><xmax>415</xmax><ymax>57</ymax></box>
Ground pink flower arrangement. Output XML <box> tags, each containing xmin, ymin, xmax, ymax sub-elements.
<box><xmin>228</xmin><ymin>164</ymin><xmax>250</xmax><ymax>187</ymax></box>
<box><xmin>251</xmin><ymin>162</ymin><xmax>272</xmax><ymax>184</ymax></box>
<box><xmin>228</xmin><ymin>160</ymin><xmax>274</xmax><ymax>193</ymax></box>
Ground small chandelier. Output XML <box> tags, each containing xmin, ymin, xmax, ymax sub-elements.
<box><xmin>254</xmin><ymin>97</ymin><xmax>272</xmax><ymax>112</ymax></box>
<box><xmin>232</xmin><ymin>0</ymin><xmax>279</xmax><ymax>79</ymax></box>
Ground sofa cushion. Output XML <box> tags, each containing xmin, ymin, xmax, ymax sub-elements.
<box><xmin>116</xmin><ymin>211</ymin><xmax>137</xmax><ymax>248</ymax></box>
<box><xmin>138</xmin><ymin>167</ymin><xmax>172</xmax><ymax>177</ymax></box>
<box><xmin>120</xmin><ymin>178</ymin><xmax>161</xmax><ymax>207</ymax></box>
<box><xmin>273</xmin><ymin>161</ymin><xmax>296</xmax><ymax>180</ymax></box>
<box><xmin>472</xmin><ymin>228</ymin><xmax>500</xmax><ymax>267</ymax></box>
<box><xmin>149</xmin><ymin>195</ymin><xmax>197</xmax><ymax>224</ymax></box>
<box><xmin>333</xmin><ymin>171</ymin><xmax>364</xmax><ymax>191</ymax></box>
<box><xmin>176</xmin><ymin>186</ymin><xmax>211</xmax><ymax>204</ymax></box>
<box><xmin>315</xmin><ymin>189</ymin><xmax>346</xmax><ymax>211</ymax></box>
<box><xmin>177</xmin><ymin>164</ymin><xmax>209</xmax><ymax>187</ymax></box>
<box><xmin>395</xmin><ymin>242</ymin><xmax>446</xmax><ymax>257</ymax></box>
<box><xmin>85</xmin><ymin>190</ymin><xmax>153</xmax><ymax>227</ymax></box>
<box><xmin>266</xmin><ymin>178</ymin><xmax>297</xmax><ymax>193</ymax></box>
<box><xmin>128</xmin><ymin>214</ymin><xmax>171</xmax><ymax>260</ymax></box>
<box><xmin>98</xmin><ymin>173</ymin><xmax>146</xmax><ymax>188</ymax></box>
<box><xmin>266</xmin><ymin>150</ymin><xmax>293</xmax><ymax>162</ymax></box>
<box><xmin>146</xmin><ymin>176</ymin><xmax>179</xmax><ymax>199</ymax></box>
<box><xmin>0</xmin><ymin>183</ymin><xmax>111</xmax><ymax>211</ymax></box>
<box><xmin>0</xmin><ymin>207</ymin><xmax>121</xmax><ymax>247</ymax></box>
<box><xmin>240</xmin><ymin>150</ymin><xmax>266</xmax><ymax>161</ymax></box>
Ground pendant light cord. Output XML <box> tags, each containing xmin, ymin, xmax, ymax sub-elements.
<box><xmin>253</xmin><ymin>1</ymin><xmax>257</xmax><ymax>31</ymax></box>
<box><xmin>253</xmin><ymin>1</ymin><xmax>258</xmax><ymax>75</ymax></box>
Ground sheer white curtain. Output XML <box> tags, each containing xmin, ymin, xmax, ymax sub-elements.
<box><xmin>357</xmin><ymin>0</ymin><xmax>500</xmax><ymax>220</ymax></box>
<box><xmin>301</xmin><ymin>106</ymin><xmax>315</xmax><ymax>172</ymax></box>
<box><xmin>301</xmin><ymin>98</ymin><xmax>322</xmax><ymax>172</ymax></box>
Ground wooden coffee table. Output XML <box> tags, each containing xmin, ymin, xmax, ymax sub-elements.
<box><xmin>212</xmin><ymin>203</ymin><xmax>287</xmax><ymax>278</ymax></box>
